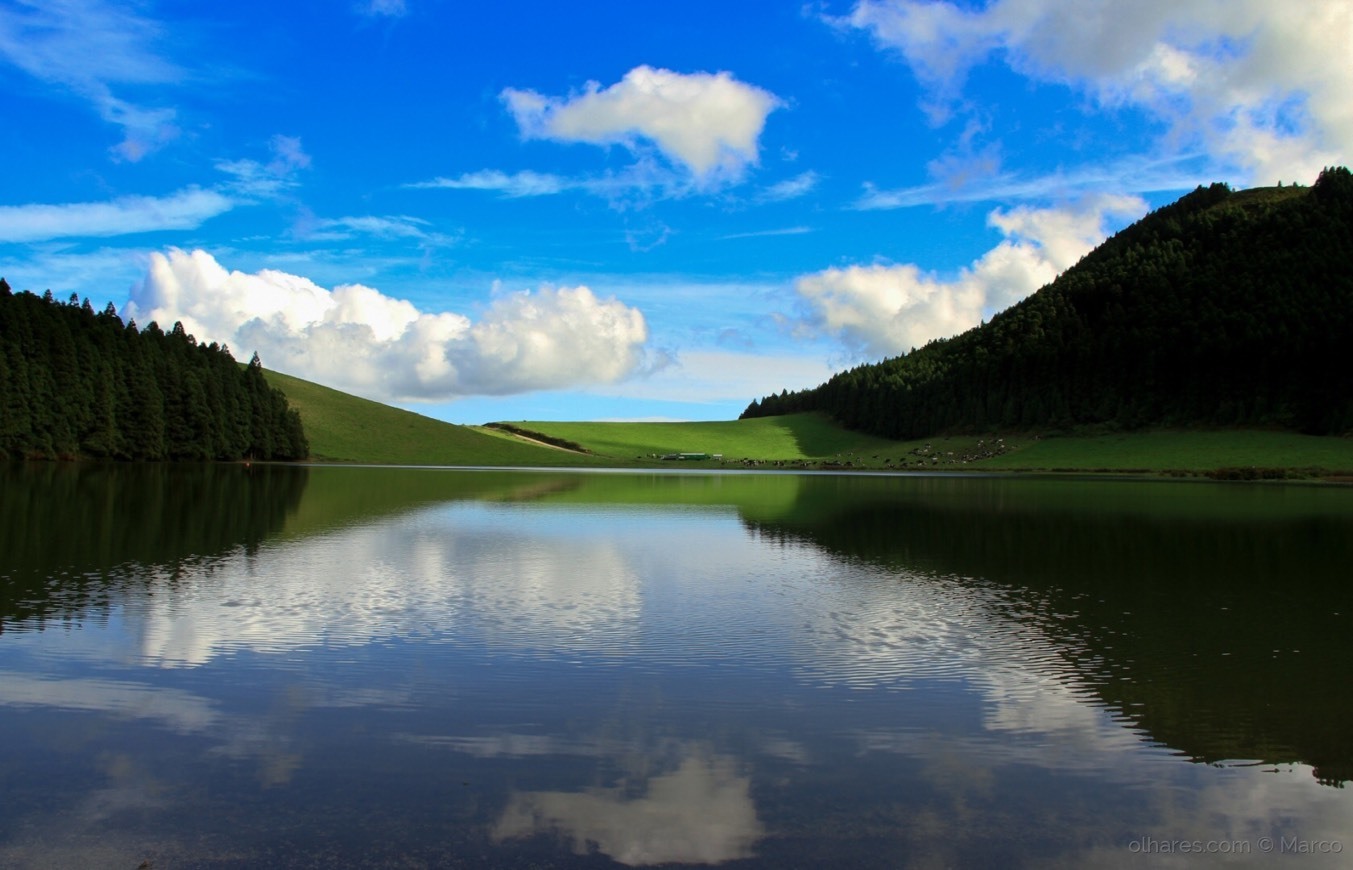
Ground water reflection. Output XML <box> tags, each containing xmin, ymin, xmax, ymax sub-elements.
<box><xmin>740</xmin><ymin>475</ymin><xmax>1353</xmax><ymax>785</ymax></box>
<box><xmin>0</xmin><ymin>670</ymin><xmax>219</xmax><ymax>732</ymax></box>
<box><xmin>123</xmin><ymin>502</ymin><xmax>643</xmax><ymax>666</ymax></box>
<box><xmin>1</xmin><ymin>462</ymin><xmax>308</xmax><ymax>632</ymax></box>
<box><xmin>2</xmin><ymin>466</ymin><xmax>1352</xmax><ymax>867</ymax></box>
<box><xmin>495</xmin><ymin>749</ymin><xmax>763</xmax><ymax>866</ymax></box>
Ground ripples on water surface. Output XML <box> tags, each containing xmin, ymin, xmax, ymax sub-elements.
<box><xmin>1</xmin><ymin>464</ymin><xmax>1351</xmax><ymax>868</ymax></box>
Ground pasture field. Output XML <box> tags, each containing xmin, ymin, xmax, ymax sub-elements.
<box><xmin>265</xmin><ymin>368</ymin><xmax>1353</xmax><ymax>477</ymax></box>
<box><xmin>262</xmin><ymin>369</ymin><xmax>601</xmax><ymax>467</ymax></box>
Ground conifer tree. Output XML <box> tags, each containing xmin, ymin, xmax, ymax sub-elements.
<box><xmin>0</xmin><ymin>287</ymin><xmax>309</xmax><ymax>460</ymax></box>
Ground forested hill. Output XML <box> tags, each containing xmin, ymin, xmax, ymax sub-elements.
<box><xmin>744</xmin><ymin>166</ymin><xmax>1353</xmax><ymax>438</ymax></box>
<box><xmin>0</xmin><ymin>282</ymin><xmax>307</xmax><ymax>461</ymax></box>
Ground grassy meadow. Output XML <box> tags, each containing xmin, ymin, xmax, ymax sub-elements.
<box><xmin>521</xmin><ymin>419</ymin><xmax>1353</xmax><ymax>476</ymax></box>
<box><xmin>980</xmin><ymin>429</ymin><xmax>1353</xmax><ymax>474</ymax></box>
<box><xmin>264</xmin><ymin>368</ymin><xmax>1353</xmax><ymax>477</ymax></box>
<box><xmin>498</xmin><ymin>415</ymin><xmax>914</xmax><ymax>463</ymax></box>
<box><xmin>261</xmin><ymin>369</ymin><xmax>601</xmax><ymax>467</ymax></box>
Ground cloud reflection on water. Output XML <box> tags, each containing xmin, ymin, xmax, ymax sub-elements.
<box><xmin>132</xmin><ymin>503</ymin><xmax>642</xmax><ymax>666</ymax></box>
<box><xmin>7</xmin><ymin>478</ymin><xmax>1353</xmax><ymax>867</ymax></box>
<box><xmin>493</xmin><ymin>751</ymin><xmax>764</xmax><ymax>866</ymax></box>
<box><xmin>0</xmin><ymin>670</ymin><xmax>218</xmax><ymax>732</ymax></box>
<box><xmin>93</xmin><ymin>495</ymin><xmax>1212</xmax><ymax>774</ymax></box>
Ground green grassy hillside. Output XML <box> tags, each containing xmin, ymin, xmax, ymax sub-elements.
<box><xmin>512</xmin><ymin>418</ymin><xmax>1353</xmax><ymax>476</ymax></box>
<box><xmin>263</xmin><ymin>364</ymin><xmax>941</xmax><ymax>468</ymax></box>
<box><xmin>981</xmin><ymin>429</ymin><xmax>1353</xmax><ymax>475</ymax></box>
<box><xmin>506</xmin><ymin>414</ymin><xmax>911</xmax><ymax>463</ymax></box>
<box><xmin>263</xmin><ymin>367</ymin><xmax>1353</xmax><ymax>476</ymax></box>
<box><xmin>260</xmin><ymin>369</ymin><xmax>604</xmax><ymax>466</ymax></box>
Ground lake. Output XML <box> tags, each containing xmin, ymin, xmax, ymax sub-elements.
<box><xmin>2</xmin><ymin>464</ymin><xmax>1351</xmax><ymax>868</ymax></box>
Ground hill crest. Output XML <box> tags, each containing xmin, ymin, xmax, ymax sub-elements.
<box><xmin>743</xmin><ymin>168</ymin><xmax>1353</xmax><ymax>438</ymax></box>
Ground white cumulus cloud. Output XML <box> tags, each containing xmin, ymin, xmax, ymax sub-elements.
<box><xmin>501</xmin><ymin>66</ymin><xmax>781</xmax><ymax>184</ymax></box>
<box><xmin>796</xmin><ymin>194</ymin><xmax>1145</xmax><ymax>359</ymax></box>
<box><xmin>125</xmin><ymin>249</ymin><xmax>650</xmax><ymax>402</ymax></box>
<box><xmin>848</xmin><ymin>0</ymin><xmax>1353</xmax><ymax>184</ymax></box>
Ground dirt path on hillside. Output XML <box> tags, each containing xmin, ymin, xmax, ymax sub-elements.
<box><xmin>482</xmin><ymin>427</ymin><xmax>591</xmax><ymax>455</ymax></box>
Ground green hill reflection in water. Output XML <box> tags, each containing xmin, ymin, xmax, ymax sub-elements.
<box><xmin>2</xmin><ymin>465</ymin><xmax>1351</xmax><ymax>867</ymax></box>
<box><xmin>0</xmin><ymin>463</ymin><xmax>310</xmax><ymax>632</ymax></box>
<box><xmin>5</xmin><ymin>466</ymin><xmax>1348</xmax><ymax>784</ymax></box>
<box><xmin>736</xmin><ymin>474</ymin><xmax>1353</xmax><ymax>788</ymax></box>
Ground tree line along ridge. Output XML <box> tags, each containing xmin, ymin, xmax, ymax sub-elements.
<box><xmin>743</xmin><ymin>167</ymin><xmax>1353</xmax><ymax>438</ymax></box>
<box><xmin>0</xmin><ymin>281</ymin><xmax>308</xmax><ymax>461</ymax></box>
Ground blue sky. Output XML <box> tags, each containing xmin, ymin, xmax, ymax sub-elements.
<box><xmin>1</xmin><ymin>1</ymin><xmax>1348</xmax><ymax>423</ymax></box>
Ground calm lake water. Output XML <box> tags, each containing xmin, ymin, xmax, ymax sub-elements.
<box><xmin>2</xmin><ymin>464</ymin><xmax>1351</xmax><ymax>868</ymax></box>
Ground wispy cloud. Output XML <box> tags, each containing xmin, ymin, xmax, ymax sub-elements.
<box><xmin>296</xmin><ymin>214</ymin><xmax>459</xmax><ymax>247</ymax></box>
<box><xmin>216</xmin><ymin>135</ymin><xmax>313</xmax><ymax>198</ymax></box>
<box><xmin>758</xmin><ymin>171</ymin><xmax>820</xmax><ymax>202</ymax></box>
<box><xmin>0</xmin><ymin>188</ymin><xmax>235</xmax><ymax>243</ymax></box>
<box><xmin>718</xmin><ymin>226</ymin><xmax>812</xmax><ymax>241</ymax></box>
<box><xmin>360</xmin><ymin>0</ymin><xmax>407</xmax><ymax>17</ymax></box>
<box><xmin>406</xmin><ymin>163</ymin><xmax>690</xmax><ymax>207</ymax></box>
<box><xmin>855</xmin><ymin>154</ymin><xmax>1212</xmax><ymax>209</ymax></box>
<box><xmin>315</xmin><ymin>215</ymin><xmax>432</xmax><ymax>240</ymax></box>
<box><xmin>0</xmin><ymin>134</ymin><xmax>316</xmax><ymax>244</ymax></box>
<box><xmin>0</xmin><ymin>246</ymin><xmax>151</xmax><ymax>302</ymax></box>
<box><xmin>407</xmin><ymin>170</ymin><xmax>572</xmax><ymax>198</ymax></box>
<box><xmin>0</xmin><ymin>0</ymin><xmax>185</xmax><ymax>160</ymax></box>
<box><xmin>410</xmin><ymin>164</ymin><xmax>819</xmax><ymax>212</ymax></box>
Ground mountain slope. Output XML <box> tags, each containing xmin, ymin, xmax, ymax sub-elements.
<box><xmin>744</xmin><ymin>168</ymin><xmax>1353</xmax><ymax>438</ymax></box>
<box><xmin>263</xmin><ymin>369</ymin><xmax>1353</xmax><ymax>473</ymax></box>
<box><xmin>260</xmin><ymin>369</ymin><xmax>602</xmax><ymax>466</ymax></box>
